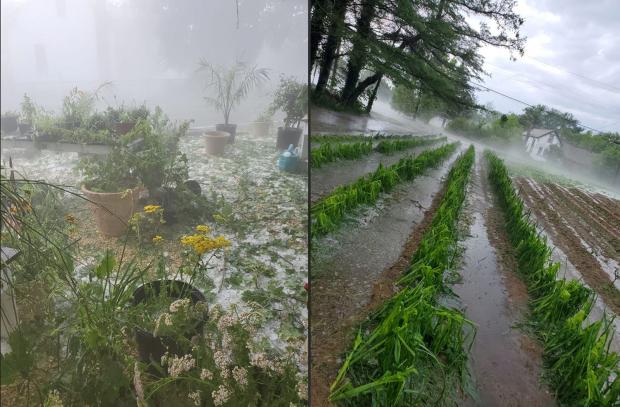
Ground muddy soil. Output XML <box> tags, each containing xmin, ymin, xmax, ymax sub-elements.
<box><xmin>310</xmin><ymin>152</ymin><xmax>460</xmax><ymax>407</ymax></box>
<box><xmin>311</xmin><ymin>144</ymin><xmax>443</xmax><ymax>203</ymax></box>
<box><xmin>514</xmin><ymin>177</ymin><xmax>620</xmax><ymax>314</ymax></box>
<box><xmin>455</xmin><ymin>156</ymin><xmax>555</xmax><ymax>406</ymax></box>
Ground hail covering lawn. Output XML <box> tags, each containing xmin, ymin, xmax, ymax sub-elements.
<box><xmin>0</xmin><ymin>131</ymin><xmax>309</xmax><ymax>380</ymax></box>
<box><xmin>485</xmin><ymin>150</ymin><xmax>619</xmax><ymax>406</ymax></box>
<box><xmin>329</xmin><ymin>145</ymin><xmax>475</xmax><ymax>406</ymax></box>
<box><xmin>311</xmin><ymin>142</ymin><xmax>459</xmax><ymax>237</ymax></box>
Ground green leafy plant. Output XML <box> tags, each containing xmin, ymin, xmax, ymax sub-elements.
<box><xmin>311</xmin><ymin>142</ymin><xmax>459</xmax><ymax>237</ymax></box>
<box><xmin>198</xmin><ymin>60</ymin><xmax>269</xmax><ymax>125</ymax></box>
<box><xmin>330</xmin><ymin>146</ymin><xmax>476</xmax><ymax>406</ymax></box>
<box><xmin>19</xmin><ymin>94</ymin><xmax>39</xmax><ymax>124</ymax></box>
<box><xmin>311</xmin><ymin>140</ymin><xmax>373</xmax><ymax>168</ymax></box>
<box><xmin>375</xmin><ymin>136</ymin><xmax>446</xmax><ymax>155</ymax></box>
<box><xmin>269</xmin><ymin>75</ymin><xmax>308</xmax><ymax>128</ymax></box>
<box><xmin>485</xmin><ymin>150</ymin><xmax>619</xmax><ymax>406</ymax></box>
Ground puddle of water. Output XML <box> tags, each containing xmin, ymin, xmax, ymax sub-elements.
<box><xmin>454</xmin><ymin>159</ymin><xmax>555</xmax><ymax>407</ymax></box>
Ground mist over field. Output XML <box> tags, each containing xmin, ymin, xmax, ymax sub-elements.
<box><xmin>1</xmin><ymin>0</ymin><xmax>308</xmax><ymax>125</ymax></box>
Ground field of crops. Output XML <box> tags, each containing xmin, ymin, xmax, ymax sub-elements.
<box><xmin>310</xmin><ymin>119</ymin><xmax>620</xmax><ymax>406</ymax></box>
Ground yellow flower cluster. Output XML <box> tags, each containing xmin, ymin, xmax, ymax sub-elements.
<box><xmin>180</xmin><ymin>233</ymin><xmax>231</xmax><ymax>255</ymax></box>
<box><xmin>152</xmin><ymin>235</ymin><xmax>163</xmax><ymax>243</ymax></box>
<box><xmin>196</xmin><ymin>225</ymin><xmax>210</xmax><ymax>233</ymax></box>
<box><xmin>144</xmin><ymin>205</ymin><xmax>162</xmax><ymax>214</ymax></box>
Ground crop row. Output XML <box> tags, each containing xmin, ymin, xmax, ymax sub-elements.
<box><xmin>375</xmin><ymin>136</ymin><xmax>446</xmax><ymax>155</ymax></box>
<box><xmin>311</xmin><ymin>136</ymin><xmax>446</xmax><ymax>168</ymax></box>
<box><xmin>485</xmin><ymin>150</ymin><xmax>619</xmax><ymax>406</ymax></box>
<box><xmin>329</xmin><ymin>146</ymin><xmax>476</xmax><ymax>406</ymax></box>
<box><xmin>311</xmin><ymin>140</ymin><xmax>374</xmax><ymax>168</ymax></box>
<box><xmin>311</xmin><ymin>142</ymin><xmax>459</xmax><ymax>237</ymax></box>
<box><xmin>310</xmin><ymin>133</ymin><xmax>431</xmax><ymax>143</ymax></box>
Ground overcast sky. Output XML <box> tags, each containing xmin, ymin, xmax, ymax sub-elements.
<box><xmin>475</xmin><ymin>0</ymin><xmax>620</xmax><ymax>133</ymax></box>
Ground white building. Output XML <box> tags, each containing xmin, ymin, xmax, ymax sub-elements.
<box><xmin>523</xmin><ymin>128</ymin><xmax>562</xmax><ymax>161</ymax></box>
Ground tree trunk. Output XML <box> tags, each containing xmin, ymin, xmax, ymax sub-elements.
<box><xmin>310</xmin><ymin>0</ymin><xmax>330</xmax><ymax>71</ymax></box>
<box><xmin>365</xmin><ymin>74</ymin><xmax>382</xmax><ymax>113</ymax></box>
<box><xmin>315</xmin><ymin>0</ymin><xmax>349</xmax><ymax>93</ymax></box>
<box><xmin>328</xmin><ymin>36</ymin><xmax>342</xmax><ymax>90</ymax></box>
<box><xmin>344</xmin><ymin>72</ymin><xmax>381</xmax><ymax>106</ymax></box>
<box><xmin>340</xmin><ymin>0</ymin><xmax>377</xmax><ymax>104</ymax></box>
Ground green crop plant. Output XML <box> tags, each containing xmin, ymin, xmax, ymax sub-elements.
<box><xmin>311</xmin><ymin>133</ymin><xmax>436</xmax><ymax>144</ymax></box>
<box><xmin>485</xmin><ymin>150</ymin><xmax>619</xmax><ymax>406</ymax></box>
<box><xmin>329</xmin><ymin>146</ymin><xmax>476</xmax><ymax>406</ymax></box>
<box><xmin>311</xmin><ymin>134</ymin><xmax>369</xmax><ymax>143</ymax></box>
<box><xmin>311</xmin><ymin>140</ymin><xmax>374</xmax><ymax>168</ymax></box>
<box><xmin>376</xmin><ymin>136</ymin><xmax>446</xmax><ymax>155</ymax></box>
<box><xmin>311</xmin><ymin>142</ymin><xmax>459</xmax><ymax>237</ymax></box>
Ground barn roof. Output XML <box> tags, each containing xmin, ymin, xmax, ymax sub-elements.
<box><xmin>526</xmin><ymin>128</ymin><xmax>558</xmax><ymax>139</ymax></box>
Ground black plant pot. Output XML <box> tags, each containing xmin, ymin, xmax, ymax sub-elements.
<box><xmin>132</xmin><ymin>280</ymin><xmax>207</xmax><ymax>372</ymax></box>
<box><xmin>18</xmin><ymin>123</ymin><xmax>32</xmax><ymax>136</ymax></box>
<box><xmin>276</xmin><ymin>126</ymin><xmax>303</xmax><ymax>150</ymax></box>
<box><xmin>215</xmin><ymin>123</ymin><xmax>237</xmax><ymax>144</ymax></box>
<box><xmin>1</xmin><ymin>116</ymin><xmax>19</xmax><ymax>133</ymax></box>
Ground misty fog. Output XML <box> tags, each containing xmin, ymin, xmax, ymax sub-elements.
<box><xmin>1</xmin><ymin>0</ymin><xmax>308</xmax><ymax>126</ymax></box>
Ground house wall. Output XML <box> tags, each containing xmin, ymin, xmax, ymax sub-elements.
<box><xmin>525</xmin><ymin>133</ymin><xmax>560</xmax><ymax>161</ymax></box>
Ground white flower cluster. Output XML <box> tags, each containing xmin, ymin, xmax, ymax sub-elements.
<box><xmin>153</xmin><ymin>312</ymin><xmax>173</xmax><ymax>337</ymax></box>
<box><xmin>188</xmin><ymin>390</ymin><xmax>201</xmax><ymax>406</ymax></box>
<box><xmin>167</xmin><ymin>354</ymin><xmax>196</xmax><ymax>378</ymax></box>
<box><xmin>296</xmin><ymin>380</ymin><xmax>308</xmax><ymax>400</ymax></box>
<box><xmin>212</xmin><ymin>384</ymin><xmax>231</xmax><ymax>406</ymax></box>
<box><xmin>169</xmin><ymin>298</ymin><xmax>191</xmax><ymax>313</ymax></box>
<box><xmin>133</xmin><ymin>362</ymin><xmax>145</xmax><ymax>403</ymax></box>
<box><xmin>200</xmin><ymin>368</ymin><xmax>214</xmax><ymax>381</ymax></box>
<box><xmin>217</xmin><ymin>314</ymin><xmax>237</xmax><ymax>331</ymax></box>
<box><xmin>232</xmin><ymin>366</ymin><xmax>248</xmax><ymax>388</ymax></box>
<box><xmin>45</xmin><ymin>390</ymin><xmax>63</xmax><ymax>407</ymax></box>
<box><xmin>249</xmin><ymin>352</ymin><xmax>284</xmax><ymax>375</ymax></box>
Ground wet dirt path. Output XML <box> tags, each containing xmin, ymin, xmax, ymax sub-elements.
<box><xmin>310</xmin><ymin>144</ymin><xmax>443</xmax><ymax>203</ymax></box>
<box><xmin>514</xmin><ymin>177</ymin><xmax>620</xmax><ymax>313</ymax></box>
<box><xmin>454</xmin><ymin>154</ymin><xmax>555</xmax><ymax>406</ymax></box>
<box><xmin>310</xmin><ymin>151</ymin><xmax>461</xmax><ymax>407</ymax></box>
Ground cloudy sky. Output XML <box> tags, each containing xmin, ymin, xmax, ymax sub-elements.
<box><xmin>476</xmin><ymin>0</ymin><xmax>620</xmax><ymax>133</ymax></box>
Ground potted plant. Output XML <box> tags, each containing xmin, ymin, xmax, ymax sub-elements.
<box><xmin>79</xmin><ymin>145</ymin><xmax>143</xmax><ymax>237</ymax></box>
<box><xmin>18</xmin><ymin>94</ymin><xmax>37</xmax><ymax>135</ymax></box>
<box><xmin>198</xmin><ymin>60</ymin><xmax>269</xmax><ymax>144</ymax></box>
<box><xmin>34</xmin><ymin>115</ymin><xmax>67</xmax><ymax>142</ymax></box>
<box><xmin>269</xmin><ymin>76</ymin><xmax>308</xmax><ymax>150</ymax></box>
<box><xmin>1</xmin><ymin>111</ymin><xmax>20</xmax><ymax>134</ymax></box>
<box><xmin>131</xmin><ymin>225</ymin><xmax>230</xmax><ymax>370</ymax></box>
<box><xmin>251</xmin><ymin>110</ymin><xmax>273</xmax><ymax>138</ymax></box>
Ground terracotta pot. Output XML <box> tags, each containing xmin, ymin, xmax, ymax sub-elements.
<box><xmin>81</xmin><ymin>185</ymin><xmax>142</xmax><ymax>237</ymax></box>
<box><xmin>204</xmin><ymin>131</ymin><xmax>230</xmax><ymax>156</ymax></box>
<box><xmin>276</xmin><ymin>126</ymin><xmax>303</xmax><ymax>150</ymax></box>
<box><xmin>251</xmin><ymin>121</ymin><xmax>271</xmax><ymax>138</ymax></box>
<box><xmin>215</xmin><ymin>123</ymin><xmax>237</xmax><ymax>143</ymax></box>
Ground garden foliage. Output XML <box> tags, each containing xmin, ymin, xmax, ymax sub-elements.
<box><xmin>329</xmin><ymin>146</ymin><xmax>476</xmax><ymax>406</ymax></box>
<box><xmin>485</xmin><ymin>150</ymin><xmax>619</xmax><ymax>406</ymax></box>
<box><xmin>311</xmin><ymin>142</ymin><xmax>459</xmax><ymax>237</ymax></box>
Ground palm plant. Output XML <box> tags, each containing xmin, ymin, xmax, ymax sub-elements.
<box><xmin>198</xmin><ymin>60</ymin><xmax>269</xmax><ymax>125</ymax></box>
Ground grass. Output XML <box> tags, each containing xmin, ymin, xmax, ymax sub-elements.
<box><xmin>311</xmin><ymin>142</ymin><xmax>459</xmax><ymax>237</ymax></box>
<box><xmin>485</xmin><ymin>150</ymin><xmax>619</xmax><ymax>406</ymax></box>
<box><xmin>329</xmin><ymin>146</ymin><xmax>476</xmax><ymax>406</ymax></box>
